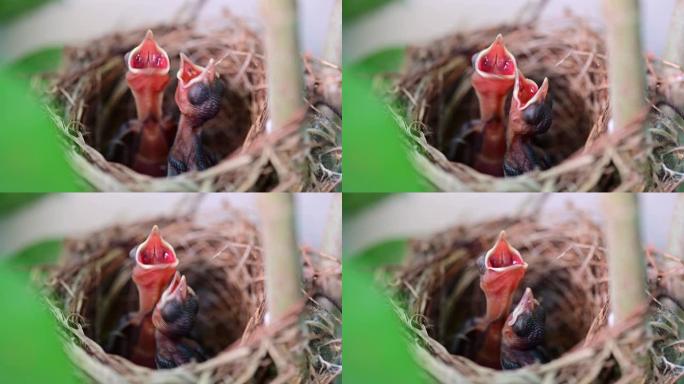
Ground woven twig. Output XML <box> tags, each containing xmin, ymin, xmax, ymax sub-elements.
<box><xmin>386</xmin><ymin>207</ymin><xmax>684</xmax><ymax>383</ymax></box>
<box><xmin>391</xmin><ymin>14</ymin><xmax>684</xmax><ymax>191</ymax></box>
<box><xmin>48</xmin><ymin>13</ymin><xmax>341</xmax><ymax>192</ymax></box>
<box><xmin>38</xmin><ymin>203</ymin><xmax>341</xmax><ymax>383</ymax></box>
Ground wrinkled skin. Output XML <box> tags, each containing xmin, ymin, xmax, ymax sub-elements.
<box><xmin>501</xmin><ymin>288</ymin><xmax>549</xmax><ymax>369</ymax></box>
<box><xmin>503</xmin><ymin>72</ymin><xmax>553</xmax><ymax>177</ymax></box>
<box><xmin>167</xmin><ymin>54</ymin><xmax>223</xmax><ymax>176</ymax></box>
<box><xmin>153</xmin><ymin>272</ymin><xmax>206</xmax><ymax>368</ymax></box>
<box><xmin>107</xmin><ymin>225</ymin><xmax>178</xmax><ymax>368</ymax></box>
<box><xmin>449</xmin><ymin>34</ymin><xmax>516</xmax><ymax>177</ymax></box>
<box><xmin>451</xmin><ymin>231</ymin><xmax>528</xmax><ymax>369</ymax></box>
<box><xmin>107</xmin><ymin>30</ymin><xmax>176</xmax><ymax>177</ymax></box>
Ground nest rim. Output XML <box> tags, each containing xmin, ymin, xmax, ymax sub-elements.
<box><xmin>392</xmin><ymin>14</ymin><xmax>682</xmax><ymax>192</ymax></box>
<box><xmin>50</xmin><ymin>14</ymin><xmax>342</xmax><ymax>192</ymax></box>
<box><xmin>40</xmin><ymin>206</ymin><xmax>342</xmax><ymax>383</ymax></box>
<box><xmin>388</xmin><ymin>207</ymin><xmax>683</xmax><ymax>383</ymax></box>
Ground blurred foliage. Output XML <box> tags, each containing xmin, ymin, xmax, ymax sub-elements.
<box><xmin>350</xmin><ymin>239</ymin><xmax>408</xmax><ymax>272</ymax></box>
<box><xmin>0</xmin><ymin>0</ymin><xmax>54</xmax><ymax>23</ymax></box>
<box><xmin>343</xmin><ymin>193</ymin><xmax>391</xmax><ymax>217</ymax></box>
<box><xmin>0</xmin><ymin>241</ymin><xmax>77</xmax><ymax>384</ymax></box>
<box><xmin>7</xmin><ymin>46</ymin><xmax>63</xmax><ymax>78</ymax></box>
<box><xmin>344</xmin><ymin>66</ymin><xmax>428</xmax><ymax>192</ymax></box>
<box><xmin>4</xmin><ymin>238</ymin><xmax>63</xmax><ymax>272</ymax></box>
<box><xmin>343</xmin><ymin>0</ymin><xmax>397</xmax><ymax>22</ymax></box>
<box><xmin>350</xmin><ymin>47</ymin><xmax>406</xmax><ymax>78</ymax></box>
<box><xmin>0</xmin><ymin>193</ymin><xmax>43</xmax><ymax>216</ymax></box>
<box><xmin>345</xmin><ymin>239</ymin><xmax>427</xmax><ymax>384</ymax></box>
<box><xmin>0</xmin><ymin>69</ymin><xmax>81</xmax><ymax>191</ymax></box>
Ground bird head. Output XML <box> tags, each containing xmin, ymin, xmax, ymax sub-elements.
<box><xmin>509</xmin><ymin>71</ymin><xmax>552</xmax><ymax>137</ymax></box>
<box><xmin>471</xmin><ymin>34</ymin><xmax>517</xmax><ymax>119</ymax></box>
<box><xmin>152</xmin><ymin>272</ymin><xmax>199</xmax><ymax>337</ymax></box>
<box><xmin>131</xmin><ymin>225</ymin><xmax>179</xmax><ymax>316</ymax></box>
<box><xmin>175</xmin><ymin>54</ymin><xmax>224</xmax><ymax>127</ymax></box>
<box><xmin>502</xmin><ymin>287</ymin><xmax>546</xmax><ymax>350</ymax></box>
<box><xmin>125</xmin><ymin>30</ymin><xmax>171</xmax><ymax>121</ymax></box>
<box><xmin>477</xmin><ymin>231</ymin><xmax>528</xmax><ymax>322</ymax></box>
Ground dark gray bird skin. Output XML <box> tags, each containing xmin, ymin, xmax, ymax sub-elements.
<box><xmin>500</xmin><ymin>287</ymin><xmax>549</xmax><ymax>369</ymax></box>
<box><xmin>152</xmin><ymin>273</ymin><xmax>207</xmax><ymax>368</ymax></box>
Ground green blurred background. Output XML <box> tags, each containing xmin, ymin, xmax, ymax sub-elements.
<box><xmin>343</xmin><ymin>0</ymin><xmax>433</xmax><ymax>381</ymax></box>
<box><xmin>0</xmin><ymin>1</ymin><xmax>82</xmax><ymax>382</ymax></box>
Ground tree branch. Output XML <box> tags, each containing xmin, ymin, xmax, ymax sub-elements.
<box><xmin>257</xmin><ymin>194</ymin><xmax>303</xmax><ymax>320</ymax></box>
<box><xmin>259</xmin><ymin>0</ymin><xmax>305</xmax><ymax>133</ymax></box>
<box><xmin>601</xmin><ymin>194</ymin><xmax>647</xmax><ymax>323</ymax></box>
<box><xmin>602</xmin><ymin>0</ymin><xmax>647</xmax><ymax>132</ymax></box>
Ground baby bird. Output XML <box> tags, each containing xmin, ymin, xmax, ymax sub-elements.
<box><xmin>108</xmin><ymin>30</ymin><xmax>176</xmax><ymax>177</ymax></box>
<box><xmin>451</xmin><ymin>231</ymin><xmax>528</xmax><ymax>369</ymax></box>
<box><xmin>501</xmin><ymin>287</ymin><xmax>549</xmax><ymax>369</ymax></box>
<box><xmin>108</xmin><ymin>225</ymin><xmax>179</xmax><ymax>368</ymax></box>
<box><xmin>152</xmin><ymin>272</ymin><xmax>206</xmax><ymax>369</ymax></box>
<box><xmin>503</xmin><ymin>71</ymin><xmax>553</xmax><ymax>177</ymax></box>
<box><xmin>449</xmin><ymin>34</ymin><xmax>517</xmax><ymax>177</ymax></box>
<box><xmin>167</xmin><ymin>54</ymin><xmax>223</xmax><ymax>176</ymax></box>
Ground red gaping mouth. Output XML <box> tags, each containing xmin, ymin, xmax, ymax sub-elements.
<box><xmin>479</xmin><ymin>231</ymin><xmax>528</xmax><ymax>322</ymax></box>
<box><xmin>177</xmin><ymin>53</ymin><xmax>216</xmax><ymax>87</ymax></box>
<box><xmin>127</xmin><ymin>30</ymin><xmax>170</xmax><ymax>74</ymax></box>
<box><xmin>484</xmin><ymin>231</ymin><xmax>526</xmax><ymax>269</ymax></box>
<box><xmin>132</xmin><ymin>225</ymin><xmax>179</xmax><ymax>316</ymax></box>
<box><xmin>160</xmin><ymin>272</ymin><xmax>188</xmax><ymax>305</ymax></box>
<box><xmin>474</xmin><ymin>34</ymin><xmax>516</xmax><ymax>79</ymax></box>
<box><xmin>135</xmin><ymin>225</ymin><xmax>178</xmax><ymax>268</ymax></box>
<box><xmin>513</xmin><ymin>71</ymin><xmax>549</xmax><ymax>111</ymax></box>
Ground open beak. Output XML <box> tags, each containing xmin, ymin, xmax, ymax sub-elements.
<box><xmin>512</xmin><ymin>71</ymin><xmax>545</xmax><ymax>110</ymax></box>
<box><xmin>177</xmin><ymin>53</ymin><xmax>217</xmax><ymax>88</ymax></box>
<box><xmin>471</xmin><ymin>34</ymin><xmax>517</xmax><ymax>121</ymax></box>
<box><xmin>175</xmin><ymin>53</ymin><xmax>222</xmax><ymax>124</ymax></box>
<box><xmin>507</xmin><ymin>287</ymin><xmax>539</xmax><ymax>328</ymax></box>
<box><xmin>479</xmin><ymin>231</ymin><xmax>528</xmax><ymax>322</ymax></box>
<box><xmin>160</xmin><ymin>272</ymin><xmax>188</xmax><ymax>304</ymax></box>
<box><xmin>509</xmin><ymin>71</ymin><xmax>551</xmax><ymax>136</ymax></box>
<box><xmin>125</xmin><ymin>30</ymin><xmax>171</xmax><ymax>121</ymax></box>
<box><xmin>131</xmin><ymin>225</ymin><xmax>179</xmax><ymax>316</ymax></box>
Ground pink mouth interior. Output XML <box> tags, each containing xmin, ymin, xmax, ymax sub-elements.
<box><xmin>179</xmin><ymin>62</ymin><xmax>202</xmax><ymax>84</ymax></box>
<box><xmin>139</xmin><ymin>240</ymin><xmax>176</xmax><ymax>265</ymax></box>
<box><xmin>478</xmin><ymin>44</ymin><xmax>515</xmax><ymax>76</ymax></box>
<box><xmin>488</xmin><ymin>242</ymin><xmax>523</xmax><ymax>268</ymax></box>
<box><xmin>517</xmin><ymin>78</ymin><xmax>539</xmax><ymax>105</ymax></box>
<box><xmin>130</xmin><ymin>40</ymin><xmax>168</xmax><ymax>70</ymax></box>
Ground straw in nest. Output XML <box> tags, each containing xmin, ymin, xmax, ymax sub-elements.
<box><xmin>386</xmin><ymin>208</ymin><xmax>683</xmax><ymax>383</ymax></box>
<box><xmin>48</xmin><ymin>13</ymin><xmax>341</xmax><ymax>192</ymax></box>
<box><xmin>38</xmin><ymin>205</ymin><xmax>341</xmax><ymax>383</ymax></box>
<box><xmin>392</xmin><ymin>12</ymin><xmax>684</xmax><ymax>192</ymax></box>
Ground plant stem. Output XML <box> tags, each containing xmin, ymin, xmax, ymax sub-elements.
<box><xmin>667</xmin><ymin>194</ymin><xmax>684</xmax><ymax>260</ymax></box>
<box><xmin>257</xmin><ymin>194</ymin><xmax>303</xmax><ymax>321</ymax></box>
<box><xmin>664</xmin><ymin>0</ymin><xmax>684</xmax><ymax>108</ymax></box>
<box><xmin>321</xmin><ymin>194</ymin><xmax>342</xmax><ymax>299</ymax></box>
<box><xmin>322</xmin><ymin>194</ymin><xmax>342</xmax><ymax>258</ymax></box>
<box><xmin>324</xmin><ymin>0</ymin><xmax>342</xmax><ymax>66</ymax></box>
<box><xmin>601</xmin><ymin>194</ymin><xmax>647</xmax><ymax>323</ymax></box>
<box><xmin>665</xmin><ymin>0</ymin><xmax>684</xmax><ymax>66</ymax></box>
<box><xmin>602</xmin><ymin>0</ymin><xmax>647</xmax><ymax>132</ymax></box>
<box><xmin>259</xmin><ymin>0</ymin><xmax>305</xmax><ymax>133</ymax></box>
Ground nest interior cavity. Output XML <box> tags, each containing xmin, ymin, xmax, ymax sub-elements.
<box><xmin>393</xmin><ymin>13</ymin><xmax>683</xmax><ymax>191</ymax></box>
<box><xmin>41</xmin><ymin>205</ymin><xmax>341</xmax><ymax>383</ymax></box>
<box><xmin>50</xmin><ymin>14</ymin><xmax>341</xmax><ymax>192</ymax></box>
<box><xmin>390</xmin><ymin>209</ymin><xmax>684</xmax><ymax>383</ymax></box>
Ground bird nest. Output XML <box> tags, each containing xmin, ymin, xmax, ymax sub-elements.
<box><xmin>38</xmin><ymin>204</ymin><xmax>342</xmax><ymax>383</ymax></box>
<box><xmin>386</xmin><ymin>207</ymin><xmax>684</xmax><ymax>383</ymax></box>
<box><xmin>48</xmin><ymin>13</ymin><xmax>341</xmax><ymax>192</ymax></box>
<box><xmin>392</xmin><ymin>13</ymin><xmax>684</xmax><ymax>191</ymax></box>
